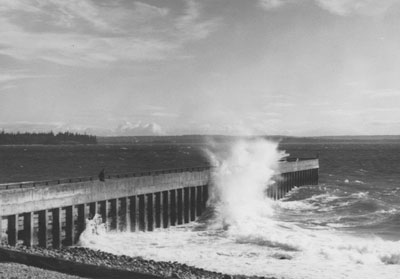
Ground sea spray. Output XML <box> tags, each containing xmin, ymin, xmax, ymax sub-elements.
<box><xmin>205</xmin><ymin>138</ymin><xmax>287</xmax><ymax>231</ymax></box>
<box><xmin>201</xmin><ymin>138</ymin><xmax>312</xmax><ymax>253</ymax></box>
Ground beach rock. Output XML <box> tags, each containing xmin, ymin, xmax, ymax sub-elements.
<box><xmin>1</xmin><ymin>244</ymin><xmax>277</xmax><ymax>279</ymax></box>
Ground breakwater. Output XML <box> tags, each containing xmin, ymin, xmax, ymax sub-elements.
<box><xmin>0</xmin><ymin>158</ymin><xmax>318</xmax><ymax>249</ymax></box>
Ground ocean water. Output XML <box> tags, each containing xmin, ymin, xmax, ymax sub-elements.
<box><xmin>79</xmin><ymin>139</ymin><xmax>400</xmax><ymax>279</ymax></box>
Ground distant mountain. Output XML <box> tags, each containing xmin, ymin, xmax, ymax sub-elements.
<box><xmin>310</xmin><ymin>135</ymin><xmax>400</xmax><ymax>141</ymax></box>
<box><xmin>98</xmin><ymin>134</ymin><xmax>400</xmax><ymax>145</ymax></box>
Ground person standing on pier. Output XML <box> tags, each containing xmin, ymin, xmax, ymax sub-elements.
<box><xmin>98</xmin><ymin>168</ymin><xmax>105</xmax><ymax>181</ymax></box>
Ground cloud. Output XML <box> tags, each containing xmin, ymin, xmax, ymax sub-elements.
<box><xmin>0</xmin><ymin>84</ymin><xmax>17</xmax><ymax>91</ymax></box>
<box><xmin>133</xmin><ymin>2</ymin><xmax>169</xmax><ymax>20</ymax></box>
<box><xmin>150</xmin><ymin>112</ymin><xmax>179</xmax><ymax>118</ymax></box>
<box><xmin>0</xmin><ymin>73</ymin><xmax>26</xmax><ymax>84</ymax></box>
<box><xmin>174</xmin><ymin>0</ymin><xmax>220</xmax><ymax>41</ymax></box>
<box><xmin>259</xmin><ymin>0</ymin><xmax>287</xmax><ymax>10</ymax></box>
<box><xmin>0</xmin><ymin>121</ymin><xmax>66</xmax><ymax>133</ymax></box>
<box><xmin>0</xmin><ymin>0</ymin><xmax>219</xmax><ymax>67</ymax></box>
<box><xmin>115</xmin><ymin>121</ymin><xmax>165</xmax><ymax>136</ymax></box>
<box><xmin>315</xmin><ymin>0</ymin><xmax>398</xmax><ymax>16</ymax></box>
<box><xmin>258</xmin><ymin>0</ymin><xmax>397</xmax><ymax>16</ymax></box>
<box><xmin>364</xmin><ymin>89</ymin><xmax>400</xmax><ymax>99</ymax></box>
<box><xmin>0</xmin><ymin>30</ymin><xmax>176</xmax><ymax>66</ymax></box>
<box><xmin>0</xmin><ymin>71</ymin><xmax>59</xmax><ymax>86</ymax></box>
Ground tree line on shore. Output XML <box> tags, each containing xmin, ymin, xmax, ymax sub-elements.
<box><xmin>0</xmin><ymin>131</ymin><xmax>97</xmax><ymax>145</ymax></box>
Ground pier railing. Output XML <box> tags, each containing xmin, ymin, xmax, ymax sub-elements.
<box><xmin>0</xmin><ymin>166</ymin><xmax>213</xmax><ymax>191</ymax></box>
<box><xmin>0</xmin><ymin>157</ymin><xmax>317</xmax><ymax>191</ymax></box>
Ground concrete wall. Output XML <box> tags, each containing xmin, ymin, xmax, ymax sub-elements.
<box><xmin>0</xmin><ymin>171</ymin><xmax>210</xmax><ymax>216</ymax></box>
<box><xmin>277</xmin><ymin>158</ymin><xmax>319</xmax><ymax>173</ymax></box>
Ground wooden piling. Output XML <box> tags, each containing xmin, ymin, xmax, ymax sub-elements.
<box><xmin>117</xmin><ymin>198</ymin><xmax>126</xmax><ymax>231</ymax></box>
<box><xmin>89</xmin><ymin>202</ymin><xmax>97</xmax><ymax>219</ymax></box>
<box><xmin>177</xmin><ymin>189</ymin><xmax>183</xmax><ymax>225</ymax></box>
<box><xmin>183</xmin><ymin>187</ymin><xmax>190</xmax><ymax>223</ymax></box>
<box><xmin>129</xmin><ymin>196</ymin><xmax>137</xmax><ymax>232</ymax></box>
<box><xmin>76</xmin><ymin>204</ymin><xmax>86</xmax><ymax>240</ymax></box>
<box><xmin>98</xmin><ymin>201</ymin><xmax>107</xmax><ymax>231</ymax></box>
<box><xmin>108</xmin><ymin>199</ymin><xmax>117</xmax><ymax>231</ymax></box>
<box><xmin>65</xmin><ymin>206</ymin><xmax>74</xmax><ymax>246</ymax></box>
<box><xmin>124</xmin><ymin>197</ymin><xmax>131</xmax><ymax>232</ymax></box>
<box><xmin>170</xmin><ymin>190</ymin><xmax>177</xmax><ymax>226</ymax></box>
<box><xmin>0</xmin><ymin>216</ymin><xmax>3</xmax><ymax>244</ymax></box>
<box><xmin>202</xmin><ymin>185</ymin><xmax>208</xmax><ymax>208</ymax></box>
<box><xmin>190</xmin><ymin>187</ymin><xmax>196</xmax><ymax>221</ymax></box>
<box><xmin>134</xmin><ymin>196</ymin><xmax>141</xmax><ymax>231</ymax></box>
<box><xmin>22</xmin><ymin>212</ymin><xmax>34</xmax><ymax>247</ymax></box>
<box><xmin>162</xmin><ymin>191</ymin><xmax>170</xmax><ymax>228</ymax></box>
<box><xmin>7</xmin><ymin>215</ymin><xmax>18</xmax><ymax>246</ymax></box>
<box><xmin>155</xmin><ymin>192</ymin><xmax>162</xmax><ymax>229</ymax></box>
<box><xmin>282</xmin><ymin>174</ymin><xmax>286</xmax><ymax>195</ymax></box>
<box><xmin>138</xmin><ymin>195</ymin><xmax>147</xmax><ymax>231</ymax></box>
<box><xmin>52</xmin><ymin>208</ymin><xmax>62</xmax><ymax>249</ymax></box>
<box><xmin>196</xmin><ymin>186</ymin><xmax>203</xmax><ymax>216</ymax></box>
<box><xmin>38</xmin><ymin>210</ymin><xmax>48</xmax><ymax>248</ymax></box>
<box><xmin>146</xmin><ymin>194</ymin><xmax>154</xmax><ymax>231</ymax></box>
<box><xmin>115</xmin><ymin>199</ymin><xmax>120</xmax><ymax>231</ymax></box>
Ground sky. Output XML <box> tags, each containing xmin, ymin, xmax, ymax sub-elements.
<box><xmin>1</xmin><ymin>0</ymin><xmax>400</xmax><ymax>136</ymax></box>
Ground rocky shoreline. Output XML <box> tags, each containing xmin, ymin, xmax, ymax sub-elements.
<box><xmin>0</xmin><ymin>244</ymin><xmax>276</xmax><ymax>279</ymax></box>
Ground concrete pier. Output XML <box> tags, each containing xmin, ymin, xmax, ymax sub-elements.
<box><xmin>0</xmin><ymin>159</ymin><xmax>318</xmax><ymax>248</ymax></box>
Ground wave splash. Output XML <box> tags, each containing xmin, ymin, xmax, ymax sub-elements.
<box><xmin>205</xmin><ymin>139</ymin><xmax>286</xmax><ymax>230</ymax></box>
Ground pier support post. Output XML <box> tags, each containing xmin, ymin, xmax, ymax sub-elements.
<box><xmin>196</xmin><ymin>186</ymin><xmax>203</xmax><ymax>217</ymax></box>
<box><xmin>7</xmin><ymin>214</ymin><xmax>18</xmax><ymax>246</ymax></box>
<box><xmin>109</xmin><ymin>199</ymin><xmax>117</xmax><ymax>231</ymax></box>
<box><xmin>129</xmin><ymin>196</ymin><xmax>137</xmax><ymax>232</ymax></box>
<box><xmin>279</xmin><ymin>175</ymin><xmax>284</xmax><ymax>197</ymax></box>
<box><xmin>38</xmin><ymin>210</ymin><xmax>48</xmax><ymax>248</ymax></box>
<box><xmin>134</xmin><ymin>196</ymin><xmax>140</xmax><ymax>231</ymax></box>
<box><xmin>52</xmin><ymin>208</ymin><xmax>62</xmax><ymax>248</ymax></box>
<box><xmin>99</xmin><ymin>201</ymin><xmax>107</xmax><ymax>231</ymax></box>
<box><xmin>277</xmin><ymin>184</ymin><xmax>281</xmax><ymax>199</ymax></box>
<box><xmin>123</xmin><ymin>197</ymin><xmax>130</xmax><ymax>232</ymax></box>
<box><xmin>170</xmin><ymin>190</ymin><xmax>177</xmax><ymax>226</ymax></box>
<box><xmin>0</xmin><ymin>216</ymin><xmax>3</xmax><ymax>244</ymax></box>
<box><xmin>285</xmin><ymin>173</ymin><xmax>289</xmax><ymax>193</ymax></box>
<box><xmin>183</xmin><ymin>188</ymin><xmax>190</xmax><ymax>223</ymax></box>
<box><xmin>155</xmin><ymin>192</ymin><xmax>162</xmax><ymax>229</ymax></box>
<box><xmin>146</xmin><ymin>194</ymin><xmax>155</xmax><ymax>231</ymax></box>
<box><xmin>65</xmin><ymin>206</ymin><xmax>75</xmax><ymax>246</ymax></box>
<box><xmin>190</xmin><ymin>187</ymin><xmax>196</xmax><ymax>221</ymax></box>
<box><xmin>116</xmin><ymin>198</ymin><xmax>122</xmax><ymax>231</ymax></box>
<box><xmin>89</xmin><ymin>202</ymin><xmax>97</xmax><ymax>219</ymax></box>
<box><xmin>177</xmin><ymin>189</ymin><xmax>183</xmax><ymax>225</ymax></box>
<box><xmin>138</xmin><ymin>195</ymin><xmax>147</xmax><ymax>231</ymax></box>
<box><xmin>202</xmin><ymin>185</ymin><xmax>208</xmax><ymax>209</ymax></box>
<box><xmin>76</xmin><ymin>204</ymin><xmax>86</xmax><ymax>240</ymax></box>
<box><xmin>162</xmin><ymin>191</ymin><xmax>170</xmax><ymax>228</ymax></box>
<box><xmin>22</xmin><ymin>212</ymin><xmax>34</xmax><ymax>247</ymax></box>
<box><xmin>118</xmin><ymin>198</ymin><xmax>126</xmax><ymax>231</ymax></box>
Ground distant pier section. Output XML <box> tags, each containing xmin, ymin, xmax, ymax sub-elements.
<box><xmin>0</xmin><ymin>158</ymin><xmax>318</xmax><ymax>248</ymax></box>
